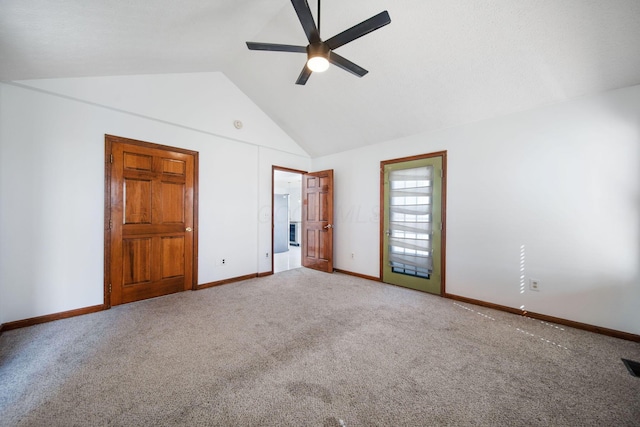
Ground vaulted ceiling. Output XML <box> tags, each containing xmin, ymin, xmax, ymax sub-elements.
<box><xmin>2</xmin><ymin>0</ymin><xmax>639</xmax><ymax>157</ymax></box>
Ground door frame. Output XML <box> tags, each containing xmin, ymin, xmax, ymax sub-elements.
<box><xmin>379</xmin><ymin>151</ymin><xmax>447</xmax><ymax>295</ymax></box>
<box><xmin>271</xmin><ymin>166</ymin><xmax>307</xmax><ymax>274</ymax></box>
<box><xmin>104</xmin><ymin>135</ymin><xmax>199</xmax><ymax>308</ymax></box>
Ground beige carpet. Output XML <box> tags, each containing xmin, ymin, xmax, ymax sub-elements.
<box><xmin>1</xmin><ymin>268</ymin><xmax>639</xmax><ymax>426</ymax></box>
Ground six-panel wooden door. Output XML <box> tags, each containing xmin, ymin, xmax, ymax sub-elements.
<box><xmin>107</xmin><ymin>136</ymin><xmax>197</xmax><ymax>306</ymax></box>
<box><xmin>302</xmin><ymin>170</ymin><xmax>334</xmax><ymax>273</ymax></box>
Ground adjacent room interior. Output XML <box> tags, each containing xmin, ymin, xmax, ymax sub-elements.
<box><xmin>273</xmin><ymin>169</ymin><xmax>303</xmax><ymax>273</ymax></box>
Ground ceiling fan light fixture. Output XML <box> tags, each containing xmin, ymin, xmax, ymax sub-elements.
<box><xmin>306</xmin><ymin>43</ymin><xmax>330</xmax><ymax>72</ymax></box>
<box><xmin>307</xmin><ymin>56</ymin><xmax>329</xmax><ymax>72</ymax></box>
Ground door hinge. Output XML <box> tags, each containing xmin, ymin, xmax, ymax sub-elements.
<box><xmin>109</xmin><ymin>220</ymin><xmax>112</xmax><ymax>229</ymax></box>
<box><xmin>110</xmin><ymin>154</ymin><xmax>113</xmax><ymax>164</ymax></box>
<box><xmin>108</xmin><ymin>283</ymin><xmax>112</xmax><ymax>293</ymax></box>
<box><xmin>440</xmin><ymin>169</ymin><xmax>443</xmax><ymax>178</ymax></box>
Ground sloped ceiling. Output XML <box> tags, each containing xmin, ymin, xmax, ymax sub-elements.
<box><xmin>2</xmin><ymin>0</ymin><xmax>640</xmax><ymax>158</ymax></box>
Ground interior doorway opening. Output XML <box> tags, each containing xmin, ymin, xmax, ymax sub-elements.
<box><xmin>273</xmin><ymin>167</ymin><xmax>304</xmax><ymax>273</ymax></box>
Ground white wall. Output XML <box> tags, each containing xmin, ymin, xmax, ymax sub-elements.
<box><xmin>312</xmin><ymin>85</ymin><xmax>640</xmax><ymax>335</ymax></box>
<box><xmin>0</xmin><ymin>73</ymin><xmax>310</xmax><ymax>324</ymax></box>
<box><xmin>13</xmin><ymin>72</ymin><xmax>308</xmax><ymax>157</ymax></box>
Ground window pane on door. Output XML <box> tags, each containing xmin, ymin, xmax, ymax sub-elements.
<box><xmin>388</xmin><ymin>166</ymin><xmax>433</xmax><ymax>278</ymax></box>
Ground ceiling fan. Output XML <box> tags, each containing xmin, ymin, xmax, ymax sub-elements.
<box><xmin>246</xmin><ymin>0</ymin><xmax>391</xmax><ymax>85</ymax></box>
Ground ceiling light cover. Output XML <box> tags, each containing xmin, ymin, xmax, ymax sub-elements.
<box><xmin>307</xmin><ymin>56</ymin><xmax>329</xmax><ymax>72</ymax></box>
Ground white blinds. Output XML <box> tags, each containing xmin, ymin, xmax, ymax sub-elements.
<box><xmin>388</xmin><ymin>166</ymin><xmax>433</xmax><ymax>277</ymax></box>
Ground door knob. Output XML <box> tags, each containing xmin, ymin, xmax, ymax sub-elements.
<box><xmin>186</xmin><ymin>227</ymin><xmax>192</xmax><ymax>232</ymax></box>
<box><xmin>324</xmin><ymin>224</ymin><xmax>333</xmax><ymax>229</ymax></box>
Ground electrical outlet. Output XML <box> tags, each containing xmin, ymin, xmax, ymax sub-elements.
<box><xmin>266</xmin><ymin>252</ymin><xmax>269</xmax><ymax>258</ymax></box>
<box><xmin>529</xmin><ymin>279</ymin><xmax>540</xmax><ymax>291</ymax></box>
<box><xmin>222</xmin><ymin>258</ymin><xmax>226</xmax><ymax>265</ymax></box>
<box><xmin>351</xmin><ymin>253</ymin><xmax>355</xmax><ymax>259</ymax></box>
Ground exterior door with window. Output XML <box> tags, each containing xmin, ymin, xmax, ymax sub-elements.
<box><xmin>382</xmin><ymin>154</ymin><xmax>445</xmax><ymax>294</ymax></box>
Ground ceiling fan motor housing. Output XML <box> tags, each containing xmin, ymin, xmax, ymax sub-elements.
<box><xmin>307</xmin><ymin>42</ymin><xmax>330</xmax><ymax>59</ymax></box>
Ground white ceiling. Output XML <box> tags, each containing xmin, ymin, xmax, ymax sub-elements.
<box><xmin>2</xmin><ymin>0</ymin><xmax>639</xmax><ymax>158</ymax></box>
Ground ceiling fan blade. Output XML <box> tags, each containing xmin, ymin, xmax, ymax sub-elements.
<box><xmin>291</xmin><ymin>0</ymin><xmax>320</xmax><ymax>43</ymax></box>
<box><xmin>296</xmin><ymin>65</ymin><xmax>312</xmax><ymax>85</ymax></box>
<box><xmin>246</xmin><ymin>42</ymin><xmax>307</xmax><ymax>53</ymax></box>
<box><xmin>329</xmin><ymin>52</ymin><xmax>368</xmax><ymax>77</ymax></box>
<box><xmin>325</xmin><ymin>11</ymin><xmax>391</xmax><ymax>50</ymax></box>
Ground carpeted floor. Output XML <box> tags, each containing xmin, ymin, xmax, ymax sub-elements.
<box><xmin>1</xmin><ymin>268</ymin><xmax>639</xmax><ymax>426</ymax></box>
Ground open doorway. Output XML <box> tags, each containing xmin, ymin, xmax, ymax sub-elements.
<box><xmin>273</xmin><ymin>167</ymin><xmax>304</xmax><ymax>273</ymax></box>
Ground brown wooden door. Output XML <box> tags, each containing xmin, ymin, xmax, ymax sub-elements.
<box><xmin>106</xmin><ymin>135</ymin><xmax>197</xmax><ymax>306</ymax></box>
<box><xmin>302</xmin><ymin>170</ymin><xmax>333</xmax><ymax>273</ymax></box>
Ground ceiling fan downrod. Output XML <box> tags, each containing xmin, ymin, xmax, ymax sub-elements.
<box><xmin>317</xmin><ymin>0</ymin><xmax>321</xmax><ymax>38</ymax></box>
